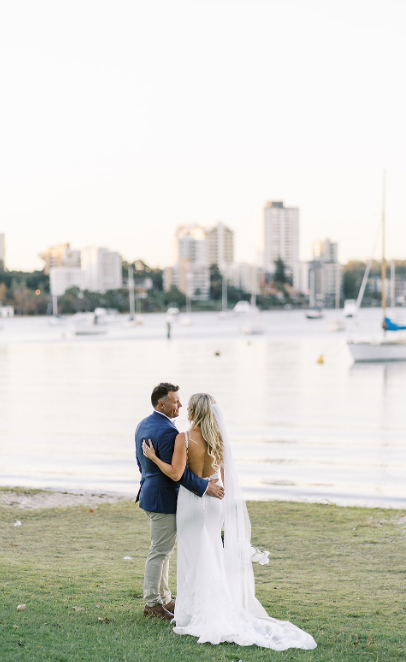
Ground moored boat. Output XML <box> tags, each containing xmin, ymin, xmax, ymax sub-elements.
<box><xmin>306</xmin><ymin>308</ymin><xmax>323</xmax><ymax>319</ymax></box>
<box><xmin>347</xmin><ymin>337</ymin><xmax>406</xmax><ymax>362</ymax></box>
<box><xmin>343</xmin><ymin>300</ymin><xmax>357</xmax><ymax>317</ymax></box>
<box><xmin>347</xmin><ymin>171</ymin><xmax>406</xmax><ymax>362</ymax></box>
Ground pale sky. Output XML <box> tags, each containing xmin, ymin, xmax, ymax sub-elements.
<box><xmin>1</xmin><ymin>0</ymin><xmax>405</xmax><ymax>271</ymax></box>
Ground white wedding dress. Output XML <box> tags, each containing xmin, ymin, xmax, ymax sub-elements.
<box><xmin>173</xmin><ymin>410</ymin><xmax>317</xmax><ymax>651</ymax></box>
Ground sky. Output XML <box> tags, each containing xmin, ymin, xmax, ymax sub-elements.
<box><xmin>1</xmin><ymin>0</ymin><xmax>405</xmax><ymax>271</ymax></box>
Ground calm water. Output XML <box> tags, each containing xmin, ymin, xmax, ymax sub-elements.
<box><xmin>1</xmin><ymin>309</ymin><xmax>405</xmax><ymax>508</ymax></box>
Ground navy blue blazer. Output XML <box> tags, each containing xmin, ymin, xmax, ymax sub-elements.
<box><xmin>135</xmin><ymin>411</ymin><xmax>208</xmax><ymax>514</ymax></box>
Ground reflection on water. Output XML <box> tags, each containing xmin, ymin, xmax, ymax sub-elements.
<box><xmin>0</xmin><ymin>310</ymin><xmax>405</xmax><ymax>508</ymax></box>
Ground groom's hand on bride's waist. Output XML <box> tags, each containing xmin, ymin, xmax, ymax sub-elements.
<box><xmin>206</xmin><ymin>481</ymin><xmax>225</xmax><ymax>499</ymax></box>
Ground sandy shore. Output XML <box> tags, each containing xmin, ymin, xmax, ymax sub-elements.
<box><xmin>0</xmin><ymin>488</ymin><xmax>135</xmax><ymax>510</ymax></box>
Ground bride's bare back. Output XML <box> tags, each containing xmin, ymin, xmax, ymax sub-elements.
<box><xmin>184</xmin><ymin>427</ymin><xmax>217</xmax><ymax>478</ymax></box>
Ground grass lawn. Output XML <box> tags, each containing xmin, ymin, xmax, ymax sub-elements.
<box><xmin>1</xmin><ymin>493</ymin><xmax>405</xmax><ymax>661</ymax></box>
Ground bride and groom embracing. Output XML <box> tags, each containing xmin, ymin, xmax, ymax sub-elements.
<box><xmin>135</xmin><ymin>382</ymin><xmax>317</xmax><ymax>651</ymax></box>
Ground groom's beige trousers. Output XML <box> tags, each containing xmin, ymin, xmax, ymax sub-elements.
<box><xmin>144</xmin><ymin>511</ymin><xmax>177</xmax><ymax>607</ymax></box>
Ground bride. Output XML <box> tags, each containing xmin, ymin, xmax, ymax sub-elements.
<box><xmin>142</xmin><ymin>393</ymin><xmax>317</xmax><ymax>651</ymax></box>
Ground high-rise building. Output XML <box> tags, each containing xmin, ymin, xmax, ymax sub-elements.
<box><xmin>165</xmin><ymin>222</ymin><xmax>235</xmax><ymax>301</ymax></box>
<box><xmin>81</xmin><ymin>247</ymin><xmax>122</xmax><ymax>293</ymax></box>
<box><xmin>310</xmin><ymin>237</ymin><xmax>342</xmax><ymax>307</ymax></box>
<box><xmin>0</xmin><ymin>233</ymin><xmax>5</xmax><ymax>269</ymax></box>
<box><xmin>175</xmin><ymin>222</ymin><xmax>234</xmax><ymax>269</ymax></box>
<box><xmin>312</xmin><ymin>238</ymin><xmax>338</xmax><ymax>263</ymax></box>
<box><xmin>205</xmin><ymin>222</ymin><xmax>234</xmax><ymax>270</ymax></box>
<box><xmin>176</xmin><ymin>225</ymin><xmax>207</xmax><ymax>265</ymax></box>
<box><xmin>40</xmin><ymin>243</ymin><xmax>81</xmax><ymax>275</ymax></box>
<box><xmin>263</xmin><ymin>201</ymin><xmax>299</xmax><ymax>278</ymax></box>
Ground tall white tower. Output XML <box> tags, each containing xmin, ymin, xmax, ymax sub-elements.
<box><xmin>263</xmin><ymin>201</ymin><xmax>299</xmax><ymax>275</ymax></box>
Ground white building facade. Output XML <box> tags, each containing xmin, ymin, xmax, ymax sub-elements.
<box><xmin>0</xmin><ymin>305</ymin><xmax>14</xmax><ymax>317</ymax></box>
<box><xmin>41</xmin><ymin>243</ymin><xmax>81</xmax><ymax>275</ymax></box>
<box><xmin>310</xmin><ymin>238</ymin><xmax>342</xmax><ymax>307</ymax></box>
<box><xmin>224</xmin><ymin>262</ymin><xmax>260</xmax><ymax>295</ymax></box>
<box><xmin>165</xmin><ymin>221</ymin><xmax>235</xmax><ymax>301</ymax></box>
<box><xmin>50</xmin><ymin>267</ymin><xmax>85</xmax><ymax>296</ymax></box>
<box><xmin>263</xmin><ymin>201</ymin><xmax>299</xmax><ymax>276</ymax></box>
<box><xmin>176</xmin><ymin>225</ymin><xmax>208</xmax><ymax>264</ymax></box>
<box><xmin>81</xmin><ymin>247</ymin><xmax>122</xmax><ymax>293</ymax></box>
<box><xmin>205</xmin><ymin>222</ymin><xmax>234</xmax><ymax>271</ymax></box>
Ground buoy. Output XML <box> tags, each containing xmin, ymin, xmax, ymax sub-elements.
<box><xmin>317</xmin><ymin>355</ymin><xmax>324</xmax><ymax>364</ymax></box>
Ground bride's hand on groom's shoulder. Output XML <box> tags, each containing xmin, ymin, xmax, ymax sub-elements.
<box><xmin>142</xmin><ymin>439</ymin><xmax>156</xmax><ymax>460</ymax></box>
<box><xmin>206</xmin><ymin>480</ymin><xmax>225</xmax><ymax>500</ymax></box>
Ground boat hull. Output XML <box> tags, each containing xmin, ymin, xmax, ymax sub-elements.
<box><xmin>347</xmin><ymin>341</ymin><xmax>406</xmax><ymax>362</ymax></box>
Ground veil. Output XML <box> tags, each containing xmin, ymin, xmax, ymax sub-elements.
<box><xmin>211</xmin><ymin>404</ymin><xmax>269</xmax><ymax>618</ymax></box>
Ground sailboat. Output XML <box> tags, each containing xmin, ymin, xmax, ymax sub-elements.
<box><xmin>329</xmin><ymin>263</ymin><xmax>345</xmax><ymax>331</ymax></box>
<box><xmin>306</xmin><ymin>269</ymin><xmax>323</xmax><ymax>319</ymax></box>
<box><xmin>347</xmin><ymin>171</ymin><xmax>406</xmax><ymax>362</ymax></box>
<box><xmin>239</xmin><ymin>270</ymin><xmax>265</xmax><ymax>335</ymax></box>
<box><xmin>218</xmin><ymin>273</ymin><xmax>231</xmax><ymax>319</ymax></box>
<box><xmin>126</xmin><ymin>266</ymin><xmax>143</xmax><ymax>327</ymax></box>
<box><xmin>181</xmin><ymin>271</ymin><xmax>192</xmax><ymax>325</ymax></box>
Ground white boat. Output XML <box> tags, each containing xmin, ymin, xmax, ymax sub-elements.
<box><xmin>238</xmin><ymin>286</ymin><xmax>265</xmax><ymax>334</ymax></box>
<box><xmin>48</xmin><ymin>316</ymin><xmax>65</xmax><ymax>326</ymax></box>
<box><xmin>126</xmin><ymin>267</ymin><xmax>145</xmax><ymax>325</ymax></box>
<box><xmin>71</xmin><ymin>325</ymin><xmax>107</xmax><ymax>336</ymax></box>
<box><xmin>348</xmin><ymin>337</ymin><xmax>406</xmax><ymax>362</ymax></box>
<box><xmin>233</xmin><ymin>301</ymin><xmax>252</xmax><ymax>314</ymax></box>
<box><xmin>306</xmin><ymin>270</ymin><xmax>323</xmax><ymax>319</ymax></box>
<box><xmin>343</xmin><ymin>300</ymin><xmax>357</xmax><ymax>317</ymax></box>
<box><xmin>94</xmin><ymin>308</ymin><xmax>120</xmax><ymax>324</ymax></box>
<box><xmin>306</xmin><ymin>308</ymin><xmax>323</xmax><ymax>319</ymax></box>
<box><xmin>329</xmin><ymin>264</ymin><xmax>345</xmax><ymax>331</ymax></box>
<box><xmin>347</xmin><ymin>171</ymin><xmax>406</xmax><ymax>362</ymax></box>
<box><xmin>69</xmin><ymin>312</ymin><xmax>108</xmax><ymax>336</ymax></box>
<box><xmin>0</xmin><ymin>305</ymin><xmax>14</xmax><ymax>318</ymax></box>
<box><xmin>125</xmin><ymin>315</ymin><xmax>144</xmax><ymax>328</ymax></box>
<box><xmin>218</xmin><ymin>275</ymin><xmax>230</xmax><ymax>319</ymax></box>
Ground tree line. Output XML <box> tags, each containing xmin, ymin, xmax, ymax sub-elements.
<box><xmin>1</xmin><ymin>259</ymin><xmax>405</xmax><ymax>315</ymax></box>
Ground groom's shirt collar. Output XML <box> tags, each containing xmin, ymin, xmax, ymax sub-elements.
<box><xmin>154</xmin><ymin>410</ymin><xmax>175</xmax><ymax>423</ymax></box>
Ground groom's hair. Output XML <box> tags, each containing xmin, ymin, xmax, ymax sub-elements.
<box><xmin>151</xmin><ymin>382</ymin><xmax>179</xmax><ymax>408</ymax></box>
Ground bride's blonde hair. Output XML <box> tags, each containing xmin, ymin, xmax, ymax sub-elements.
<box><xmin>188</xmin><ymin>393</ymin><xmax>223</xmax><ymax>471</ymax></box>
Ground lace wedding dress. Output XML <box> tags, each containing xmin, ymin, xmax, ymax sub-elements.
<box><xmin>173</xmin><ymin>410</ymin><xmax>317</xmax><ymax>651</ymax></box>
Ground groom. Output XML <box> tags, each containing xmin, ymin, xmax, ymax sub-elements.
<box><xmin>135</xmin><ymin>382</ymin><xmax>224</xmax><ymax>620</ymax></box>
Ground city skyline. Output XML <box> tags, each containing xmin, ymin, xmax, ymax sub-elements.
<box><xmin>1</xmin><ymin>0</ymin><xmax>406</xmax><ymax>271</ymax></box>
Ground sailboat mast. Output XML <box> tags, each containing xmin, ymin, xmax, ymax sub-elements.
<box><xmin>381</xmin><ymin>170</ymin><xmax>387</xmax><ymax>326</ymax></box>
<box><xmin>128</xmin><ymin>266</ymin><xmax>135</xmax><ymax>320</ymax></box>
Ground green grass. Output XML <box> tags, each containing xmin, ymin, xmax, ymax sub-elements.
<box><xmin>0</xmin><ymin>486</ymin><xmax>50</xmax><ymax>495</ymax></box>
<box><xmin>1</xmin><ymin>495</ymin><xmax>405</xmax><ymax>661</ymax></box>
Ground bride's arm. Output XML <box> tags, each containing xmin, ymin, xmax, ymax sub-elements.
<box><xmin>142</xmin><ymin>433</ymin><xmax>186</xmax><ymax>481</ymax></box>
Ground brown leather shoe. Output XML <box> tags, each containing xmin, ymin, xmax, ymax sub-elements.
<box><xmin>143</xmin><ymin>604</ymin><xmax>174</xmax><ymax>620</ymax></box>
<box><xmin>164</xmin><ymin>600</ymin><xmax>175</xmax><ymax>613</ymax></box>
